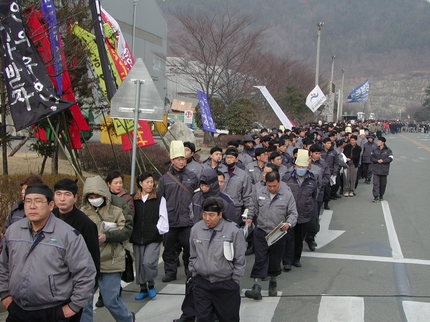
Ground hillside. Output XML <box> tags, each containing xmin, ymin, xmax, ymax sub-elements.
<box><xmin>157</xmin><ymin>0</ymin><xmax>430</xmax><ymax>119</ymax></box>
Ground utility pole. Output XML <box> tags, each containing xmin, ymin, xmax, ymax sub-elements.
<box><xmin>338</xmin><ymin>69</ymin><xmax>346</xmax><ymax>121</ymax></box>
<box><xmin>315</xmin><ymin>22</ymin><xmax>324</xmax><ymax>87</ymax></box>
<box><xmin>327</xmin><ymin>55</ymin><xmax>335</xmax><ymax>122</ymax></box>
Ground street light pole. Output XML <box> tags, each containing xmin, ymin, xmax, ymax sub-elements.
<box><xmin>315</xmin><ymin>22</ymin><xmax>324</xmax><ymax>87</ymax></box>
<box><xmin>338</xmin><ymin>68</ymin><xmax>346</xmax><ymax>121</ymax></box>
<box><xmin>132</xmin><ymin>0</ymin><xmax>139</xmax><ymax>58</ymax></box>
<box><xmin>327</xmin><ymin>55</ymin><xmax>335</xmax><ymax>122</ymax></box>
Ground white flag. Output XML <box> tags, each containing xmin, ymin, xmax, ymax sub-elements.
<box><xmin>306</xmin><ymin>85</ymin><xmax>327</xmax><ymax>113</ymax></box>
<box><xmin>254</xmin><ymin>86</ymin><xmax>294</xmax><ymax>130</ymax></box>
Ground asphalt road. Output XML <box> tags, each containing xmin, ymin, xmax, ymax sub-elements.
<box><xmin>1</xmin><ymin>132</ymin><xmax>429</xmax><ymax>321</ymax></box>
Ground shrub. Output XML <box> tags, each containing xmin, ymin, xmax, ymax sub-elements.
<box><xmin>0</xmin><ymin>174</ymin><xmax>86</xmax><ymax>232</ymax></box>
<box><xmin>78</xmin><ymin>143</ymin><xmax>170</xmax><ymax>181</ymax></box>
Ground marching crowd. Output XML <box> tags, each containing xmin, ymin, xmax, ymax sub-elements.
<box><xmin>0</xmin><ymin>120</ymin><xmax>394</xmax><ymax>322</ymax></box>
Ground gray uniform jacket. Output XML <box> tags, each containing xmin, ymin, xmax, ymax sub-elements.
<box><xmin>3</xmin><ymin>200</ymin><xmax>25</xmax><ymax>231</ymax></box>
<box><xmin>221</xmin><ymin>166</ymin><xmax>253</xmax><ymax>212</ymax></box>
<box><xmin>186</xmin><ymin>158</ymin><xmax>204</xmax><ymax>178</ymax></box>
<box><xmin>239</xmin><ymin>153</ymin><xmax>253</xmax><ymax>168</ymax></box>
<box><xmin>361</xmin><ymin>141</ymin><xmax>377</xmax><ymax>164</ymax></box>
<box><xmin>157</xmin><ymin>165</ymin><xmax>199</xmax><ymax>228</ymax></box>
<box><xmin>321</xmin><ymin>148</ymin><xmax>339</xmax><ymax>176</ymax></box>
<box><xmin>246</xmin><ymin>161</ymin><xmax>266</xmax><ymax>185</ymax></box>
<box><xmin>0</xmin><ymin>214</ymin><xmax>96</xmax><ymax>313</ymax></box>
<box><xmin>189</xmin><ymin>218</ymin><xmax>246</xmax><ymax>284</ymax></box>
<box><xmin>202</xmin><ymin>159</ymin><xmax>228</xmax><ymax>173</ymax></box>
<box><xmin>370</xmin><ymin>145</ymin><xmax>393</xmax><ymax>175</ymax></box>
<box><xmin>247</xmin><ymin>183</ymin><xmax>298</xmax><ymax>234</ymax></box>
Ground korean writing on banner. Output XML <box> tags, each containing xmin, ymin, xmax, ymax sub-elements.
<box><xmin>347</xmin><ymin>79</ymin><xmax>370</xmax><ymax>103</ymax></box>
<box><xmin>0</xmin><ymin>0</ymin><xmax>72</xmax><ymax>130</ymax></box>
<box><xmin>196</xmin><ymin>90</ymin><xmax>217</xmax><ymax>133</ymax></box>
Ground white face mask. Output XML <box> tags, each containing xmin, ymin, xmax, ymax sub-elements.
<box><xmin>88</xmin><ymin>197</ymin><xmax>104</xmax><ymax>208</ymax></box>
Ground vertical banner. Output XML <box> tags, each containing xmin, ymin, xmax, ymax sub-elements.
<box><xmin>196</xmin><ymin>90</ymin><xmax>217</xmax><ymax>133</ymax></box>
<box><xmin>40</xmin><ymin>0</ymin><xmax>62</xmax><ymax>95</ymax></box>
<box><xmin>0</xmin><ymin>0</ymin><xmax>72</xmax><ymax>131</ymax></box>
<box><xmin>254</xmin><ymin>86</ymin><xmax>295</xmax><ymax>130</ymax></box>
<box><xmin>101</xmin><ymin>7</ymin><xmax>134</xmax><ymax>71</ymax></box>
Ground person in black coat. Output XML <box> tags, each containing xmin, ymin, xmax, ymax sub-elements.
<box><xmin>342</xmin><ymin>135</ymin><xmax>362</xmax><ymax>197</ymax></box>
<box><xmin>52</xmin><ymin>179</ymin><xmax>100</xmax><ymax>282</ymax></box>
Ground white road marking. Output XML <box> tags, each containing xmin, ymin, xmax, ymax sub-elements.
<box><xmin>403</xmin><ymin>301</ymin><xmax>430</xmax><ymax>321</ymax></box>
<box><xmin>318</xmin><ymin>296</ymin><xmax>364</xmax><ymax>322</ymax></box>
<box><xmin>240</xmin><ymin>290</ymin><xmax>282</xmax><ymax>321</ymax></box>
<box><xmin>301</xmin><ymin>251</ymin><xmax>430</xmax><ymax>266</ymax></box>
<box><xmin>136</xmin><ymin>284</ymin><xmax>184</xmax><ymax>321</ymax></box>
<box><xmin>316</xmin><ymin>210</ymin><xmax>345</xmax><ymax>249</ymax></box>
<box><xmin>381</xmin><ymin>200</ymin><xmax>404</xmax><ymax>259</ymax></box>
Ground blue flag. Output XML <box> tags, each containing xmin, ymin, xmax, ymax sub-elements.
<box><xmin>197</xmin><ymin>90</ymin><xmax>217</xmax><ymax>133</ymax></box>
<box><xmin>40</xmin><ymin>0</ymin><xmax>62</xmax><ymax>95</ymax></box>
<box><xmin>347</xmin><ymin>79</ymin><xmax>370</xmax><ymax>103</ymax></box>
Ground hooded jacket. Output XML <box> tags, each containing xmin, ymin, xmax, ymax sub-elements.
<box><xmin>192</xmin><ymin>168</ymin><xmax>237</xmax><ymax>223</ymax></box>
<box><xmin>80</xmin><ymin>176</ymin><xmax>133</xmax><ymax>273</ymax></box>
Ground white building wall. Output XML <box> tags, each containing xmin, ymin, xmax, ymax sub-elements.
<box><xmin>101</xmin><ymin>0</ymin><xmax>167</xmax><ymax>102</ymax></box>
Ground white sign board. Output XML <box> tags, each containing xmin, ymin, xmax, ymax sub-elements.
<box><xmin>184</xmin><ymin>110</ymin><xmax>193</xmax><ymax>124</ymax></box>
<box><xmin>110</xmin><ymin>58</ymin><xmax>164</xmax><ymax>121</ymax></box>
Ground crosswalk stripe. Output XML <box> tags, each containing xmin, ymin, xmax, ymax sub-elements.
<box><xmin>318</xmin><ymin>296</ymin><xmax>364</xmax><ymax>322</ymax></box>
<box><xmin>240</xmin><ymin>289</ymin><xmax>282</xmax><ymax>321</ymax></box>
<box><xmin>132</xmin><ymin>284</ymin><xmax>283</xmax><ymax>321</ymax></box>
<box><xmin>135</xmin><ymin>284</ymin><xmax>184</xmax><ymax>321</ymax></box>
<box><xmin>403</xmin><ymin>301</ymin><xmax>430</xmax><ymax>321</ymax></box>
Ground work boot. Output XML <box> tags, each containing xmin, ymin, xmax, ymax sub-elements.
<box><xmin>245</xmin><ymin>284</ymin><xmax>262</xmax><ymax>300</ymax></box>
<box><xmin>268</xmin><ymin>281</ymin><xmax>277</xmax><ymax>297</ymax></box>
<box><xmin>305</xmin><ymin>238</ymin><xmax>316</xmax><ymax>251</ymax></box>
<box><xmin>245</xmin><ymin>245</ymin><xmax>254</xmax><ymax>256</ymax></box>
<box><xmin>324</xmin><ymin>202</ymin><xmax>330</xmax><ymax>210</ymax></box>
<box><xmin>95</xmin><ymin>295</ymin><xmax>104</xmax><ymax>307</ymax></box>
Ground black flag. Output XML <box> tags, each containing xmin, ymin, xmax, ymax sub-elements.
<box><xmin>0</xmin><ymin>0</ymin><xmax>73</xmax><ymax>131</ymax></box>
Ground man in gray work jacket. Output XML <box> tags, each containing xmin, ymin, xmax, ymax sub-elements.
<box><xmin>0</xmin><ymin>184</ymin><xmax>96</xmax><ymax>322</ymax></box>
<box><xmin>189</xmin><ymin>197</ymin><xmax>246</xmax><ymax>322</ymax></box>
<box><xmin>244</xmin><ymin>171</ymin><xmax>298</xmax><ymax>300</ymax></box>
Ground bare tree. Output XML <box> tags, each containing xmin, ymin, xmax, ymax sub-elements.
<box><xmin>168</xmin><ymin>8</ymin><xmax>268</xmax><ymax>104</ymax></box>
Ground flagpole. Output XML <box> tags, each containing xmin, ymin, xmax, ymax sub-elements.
<box><xmin>90</xmin><ymin>0</ymin><xmax>117</xmax><ymax>101</ymax></box>
<box><xmin>130</xmin><ymin>79</ymin><xmax>144</xmax><ymax>194</ymax></box>
<box><xmin>339</xmin><ymin>69</ymin><xmax>346</xmax><ymax>121</ymax></box>
<box><xmin>328</xmin><ymin>55</ymin><xmax>335</xmax><ymax>122</ymax></box>
<box><xmin>315</xmin><ymin>22</ymin><xmax>324</xmax><ymax>87</ymax></box>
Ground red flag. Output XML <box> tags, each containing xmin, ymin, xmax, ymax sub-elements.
<box><xmin>121</xmin><ymin>121</ymin><xmax>156</xmax><ymax>151</ymax></box>
<box><xmin>25</xmin><ymin>8</ymin><xmax>89</xmax><ymax>149</ymax></box>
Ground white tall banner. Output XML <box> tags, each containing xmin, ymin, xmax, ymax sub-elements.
<box><xmin>306</xmin><ymin>85</ymin><xmax>327</xmax><ymax>113</ymax></box>
<box><xmin>254</xmin><ymin>86</ymin><xmax>294</xmax><ymax>130</ymax></box>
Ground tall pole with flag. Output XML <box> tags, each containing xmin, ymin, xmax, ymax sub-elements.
<box><xmin>89</xmin><ymin>0</ymin><xmax>117</xmax><ymax>101</ymax></box>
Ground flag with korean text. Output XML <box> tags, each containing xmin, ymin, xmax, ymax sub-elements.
<box><xmin>197</xmin><ymin>90</ymin><xmax>217</xmax><ymax>133</ymax></box>
<box><xmin>0</xmin><ymin>0</ymin><xmax>72</xmax><ymax>131</ymax></box>
<box><xmin>121</xmin><ymin>120</ymin><xmax>156</xmax><ymax>151</ymax></box>
<box><xmin>347</xmin><ymin>79</ymin><xmax>370</xmax><ymax>103</ymax></box>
